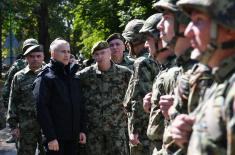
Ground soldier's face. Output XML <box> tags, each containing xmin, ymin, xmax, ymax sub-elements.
<box><xmin>145</xmin><ymin>34</ymin><xmax>157</xmax><ymax>57</ymax></box>
<box><xmin>26</xmin><ymin>52</ymin><xmax>44</xmax><ymax>70</ymax></box>
<box><xmin>157</xmin><ymin>43</ymin><xmax>174</xmax><ymax>64</ymax></box>
<box><xmin>52</xmin><ymin>44</ymin><xmax>71</xmax><ymax>65</ymax></box>
<box><xmin>184</xmin><ymin>11</ymin><xmax>211</xmax><ymax>53</ymax></box>
<box><xmin>109</xmin><ymin>39</ymin><xmax>125</xmax><ymax>60</ymax></box>
<box><xmin>157</xmin><ymin>12</ymin><xmax>175</xmax><ymax>43</ymax></box>
<box><xmin>93</xmin><ymin>48</ymin><xmax>111</xmax><ymax>65</ymax></box>
<box><xmin>174</xmin><ymin>24</ymin><xmax>191</xmax><ymax>56</ymax></box>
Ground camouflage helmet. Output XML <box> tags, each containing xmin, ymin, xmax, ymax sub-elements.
<box><xmin>122</xmin><ymin>19</ymin><xmax>146</xmax><ymax>45</ymax></box>
<box><xmin>22</xmin><ymin>38</ymin><xmax>38</xmax><ymax>53</ymax></box>
<box><xmin>177</xmin><ymin>0</ymin><xmax>235</xmax><ymax>30</ymax></box>
<box><xmin>139</xmin><ymin>13</ymin><xmax>162</xmax><ymax>40</ymax></box>
<box><xmin>91</xmin><ymin>41</ymin><xmax>109</xmax><ymax>54</ymax></box>
<box><xmin>153</xmin><ymin>0</ymin><xmax>190</xmax><ymax>25</ymax></box>
<box><xmin>153</xmin><ymin>0</ymin><xmax>178</xmax><ymax>12</ymax></box>
<box><xmin>177</xmin><ymin>0</ymin><xmax>235</xmax><ymax>64</ymax></box>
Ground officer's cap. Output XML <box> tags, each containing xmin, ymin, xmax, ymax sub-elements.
<box><xmin>91</xmin><ymin>41</ymin><xmax>109</xmax><ymax>54</ymax></box>
<box><xmin>106</xmin><ymin>33</ymin><xmax>125</xmax><ymax>43</ymax></box>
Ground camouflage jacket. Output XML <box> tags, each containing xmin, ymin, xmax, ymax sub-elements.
<box><xmin>170</xmin><ymin>63</ymin><xmax>213</xmax><ymax>119</ymax></box>
<box><xmin>77</xmin><ymin>62</ymin><xmax>132</xmax><ymax>134</ymax></box>
<box><xmin>160</xmin><ymin>63</ymin><xmax>213</xmax><ymax>155</ymax></box>
<box><xmin>117</xmin><ymin>53</ymin><xmax>135</xmax><ymax>70</ymax></box>
<box><xmin>7</xmin><ymin>65</ymin><xmax>42</xmax><ymax>131</ymax></box>
<box><xmin>2</xmin><ymin>59</ymin><xmax>27</xmax><ymax>108</ymax></box>
<box><xmin>147</xmin><ymin>49</ymin><xmax>195</xmax><ymax>142</ymax></box>
<box><xmin>123</xmin><ymin>55</ymin><xmax>162</xmax><ymax>138</ymax></box>
<box><xmin>187</xmin><ymin>55</ymin><xmax>235</xmax><ymax>155</ymax></box>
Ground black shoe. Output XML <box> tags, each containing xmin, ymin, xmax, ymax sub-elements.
<box><xmin>6</xmin><ymin>136</ymin><xmax>16</xmax><ymax>143</ymax></box>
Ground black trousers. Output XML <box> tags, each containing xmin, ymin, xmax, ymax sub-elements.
<box><xmin>45</xmin><ymin>140</ymin><xmax>78</xmax><ymax>155</ymax></box>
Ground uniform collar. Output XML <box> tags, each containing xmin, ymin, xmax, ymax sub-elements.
<box><xmin>162</xmin><ymin>55</ymin><xmax>176</xmax><ymax>70</ymax></box>
<box><xmin>94</xmin><ymin>61</ymin><xmax>116</xmax><ymax>75</ymax></box>
<box><xmin>22</xmin><ymin>65</ymin><xmax>42</xmax><ymax>74</ymax></box>
<box><xmin>176</xmin><ymin>48</ymin><xmax>198</xmax><ymax>71</ymax></box>
<box><xmin>213</xmin><ymin>54</ymin><xmax>235</xmax><ymax>83</ymax></box>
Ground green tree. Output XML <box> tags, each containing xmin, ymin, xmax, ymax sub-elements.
<box><xmin>1</xmin><ymin>0</ymin><xmax>156</xmax><ymax>62</ymax></box>
<box><xmin>72</xmin><ymin>0</ymin><xmax>155</xmax><ymax>58</ymax></box>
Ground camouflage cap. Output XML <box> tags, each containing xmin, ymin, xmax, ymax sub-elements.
<box><xmin>139</xmin><ymin>13</ymin><xmax>162</xmax><ymax>39</ymax></box>
<box><xmin>177</xmin><ymin>0</ymin><xmax>235</xmax><ymax>30</ymax></box>
<box><xmin>22</xmin><ymin>38</ymin><xmax>39</xmax><ymax>52</ymax></box>
<box><xmin>23</xmin><ymin>44</ymin><xmax>43</xmax><ymax>56</ymax></box>
<box><xmin>106</xmin><ymin>33</ymin><xmax>125</xmax><ymax>43</ymax></box>
<box><xmin>92</xmin><ymin>41</ymin><xmax>109</xmax><ymax>54</ymax></box>
<box><xmin>122</xmin><ymin>19</ymin><xmax>146</xmax><ymax>44</ymax></box>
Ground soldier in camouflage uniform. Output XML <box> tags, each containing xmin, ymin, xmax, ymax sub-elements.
<box><xmin>7</xmin><ymin>44</ymin><xmax>45</xmax><ymax>155</ymax></box>
<box><xmin>2</xmin><ymin>38</ymin><xmax>38</xmax><ymax>108</ymax></box>
<box><xmin>106</xmin><ymin>33</ymin><xmax>134</xmax><ymax>69</ymax></box>
<box><xmin>122</xmin><ymin>19</ymin><xmax>149</xmax><ymax>60</ymax></box>
<box><xmin>170</xmin><ymin>0</ymin><xmax>235</xmax><ymax>154</ymax></box>
<box><xmin>164</xmin><ymin>63</ymin><xmax>213</xmax><ymax>155</ymax></box>
<box><xmin>144</xmin><ymin>0</ymin><xmax>198</xmax><ymax>154</ymax></box>
<box><xmin>77</xmin><ymin>41</ymin><xmax>132</xmax><ymax>155</ymax></box>
<box><xmin>0</xmin><ymin>98</ymin><xmax>6</xmax><ymax>130</ymax></box>
<box><xmin>122</xmin><ymin>14</ymin><xmax>170</xmax><ymax>155</ymax></box>
<box><xmin>1</xmin><ymin>38</ymin><xmax>38</xmax><ymax>143</ymax></box>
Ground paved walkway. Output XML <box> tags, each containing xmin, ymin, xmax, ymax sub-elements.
<box><xmin>0</xmin><ymin>127</ymin><xmax>16</xmax><ymax>155</ymax></box>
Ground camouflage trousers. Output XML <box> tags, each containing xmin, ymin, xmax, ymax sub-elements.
<box><xmin>17</xmin><ymin>129</ymin><xmax>45</xmax><ymax>155</ymax></box>
<box><xmin>129</xmin><ymin>138</ymin><xmax>159</xmax><ymax>155</ymax></box>
<box><xmin>85</xmin><ymin>128</ymin><xmax>129</xmax><ymax>155</ymax></box>
<box><xmin>0</xmin><ymin>102</ymin><xmax>6</xmax><ymax>129</ymax></box>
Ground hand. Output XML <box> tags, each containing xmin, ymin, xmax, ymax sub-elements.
<box><xmin>171</xmin><ymin>114</ymin><xmax>195</xmax><ymax>147</ymax></box>
<box><xmin>11</xmin><ymin>128</ymin><xmax>20</xmax><ymax>139</ymax></box>
<box><xmin>143</xmin><ymin>92</ymin><xmax>152</xmax><ymax>113</ymax></box>
<box><xmin>159</xmin><ymin>95</ymin><xmax>174</xmax><ymax>119</ymax></box>
<box><xmin>48</xmin><ymin>139</ymin><xmax>59</xmax><ymax>151</ymax></box>
<box><xmin>129</xmin><ymin>133</ymin><xmax>140</xmax><ymax>145</ymax></box>
<box><xmin>79</xmin><ymin>132</ymin><xmax>86</xmax><ymax>144</ymax></box>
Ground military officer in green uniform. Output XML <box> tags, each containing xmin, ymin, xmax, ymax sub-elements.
<box><xmin>7</xmin><ymin>44</ymin><xmax>45</xmax><ymax>155</ymax></box>
<box><xmin>77</xmin><ymin>41</ymin><xmax>132</xmax><ymax>155</ymax></box>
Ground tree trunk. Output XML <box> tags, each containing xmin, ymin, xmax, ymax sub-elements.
<box><xmin>38</xmin><ymin>0</ymin><xmax>50</xmax><ymax>62</ymax></box>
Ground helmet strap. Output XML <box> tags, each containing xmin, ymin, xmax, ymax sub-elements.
<box><xmin>165</xmin><ymin>20</ymin><xmax>186</xmax><ymax>49</ymax></box>
<box><xmin>128</xmin><ymin>42</ymin><xmax>136</xmax><ymax>58</ymax></box>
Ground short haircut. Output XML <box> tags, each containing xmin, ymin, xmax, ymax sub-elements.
<box><xmin>50</xmin><ymin>38</ymin><xmax>70</xmax><ymax>52</ymax></box>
